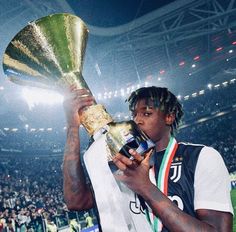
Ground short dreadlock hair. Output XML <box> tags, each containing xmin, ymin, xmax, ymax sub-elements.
<box><xmin>127</xmin><ymin>86</ymin><xmax>184</xmax><ymax>134</ymax></box>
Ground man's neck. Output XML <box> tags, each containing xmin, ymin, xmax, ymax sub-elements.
<box><xmin>155</xmin><ymin>134</ymin><xmax>172</xmax><ymax>152</ymax></box>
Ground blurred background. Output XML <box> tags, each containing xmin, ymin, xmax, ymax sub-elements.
<box><xmin>0</xmin><ymin>0</ymin><xmax>236</xmax><ymax>231</ymax></box>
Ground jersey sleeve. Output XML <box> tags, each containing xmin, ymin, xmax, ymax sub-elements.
<box><xmin>194</xmin><ymin>146</ymin><xmax>233</xmax><ymax>214</ymax></box>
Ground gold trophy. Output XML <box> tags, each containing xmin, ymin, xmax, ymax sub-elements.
<box><xmin>3</xmin><ymin>13</ymin><xmax>154</xmax><ymax>161</ymax></box>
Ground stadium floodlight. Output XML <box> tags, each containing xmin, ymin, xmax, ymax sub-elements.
<box><xmin>199</xmin><ymin>90</ymin><xmax>205</xmax><ymax>95</ymax></box>
<box><xmin>207</xmin><ymin>83</ymin><xmax>212</xmax><ymax>89</ymax></box>
<box><xmin>22</xmin><ymin>87</ymin><xmax>64</xmax><ymax>109</ymax></box>
<box><xmin>120</xmin><ymin>88</ymin><xmax>125</xmax><ymax>96</ymax></box>
<box><xmin>184</xmin><ymin>95</ymin><xmax>189</xmax><ymax>100</ymax></box>
<box><xmin>230</xmin><ymin>78</ymin><xmax>236</xmax><ymax>83</ymax></box>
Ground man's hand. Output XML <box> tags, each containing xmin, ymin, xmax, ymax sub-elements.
<box><xmin>63</xmin><ymin>85</ymin><xmax>95</xmax><ymax>127</ymax></box>
<box><xmin>112</xmin><ymin>149</ymin><xmax>153</xmax><ymax>195</ymax></box>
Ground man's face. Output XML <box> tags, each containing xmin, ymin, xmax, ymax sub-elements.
<box><xmin>132</xmin><ymin>99</ymin><xmax>168</xmax><ymax>142</ymax></box>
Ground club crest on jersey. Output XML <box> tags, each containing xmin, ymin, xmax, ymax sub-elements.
<box><xmin>170</xmin><ymin>158</ymin><xmax>182</xmax><ymax>183</ymax></box>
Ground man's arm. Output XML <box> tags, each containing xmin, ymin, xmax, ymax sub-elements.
<box><xmin>141</xmin><ymin>182</ymin><xmax>232</xmax><ymax>232</ymax></box>
<box><xmin>63</xmin><ymin>87</ymin><xmax>95</xmax><ymax>211</ymax></box>
<box><xmin>113</xmin><ymin>150</ymin><xmax>233</xmax><ymax>232</ymax></box>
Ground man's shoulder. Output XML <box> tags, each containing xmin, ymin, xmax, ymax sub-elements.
<box><xmin>174</xmin><ymin>142</ymin><xmax>207</xmax><ymax>164</ymax></box>
<box><xmin>177</xmin><ymin>142</ymin><xmax>205</xmax><ymax>153</ymax></box>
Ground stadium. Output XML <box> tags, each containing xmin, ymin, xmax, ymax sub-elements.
<box><xmin>0</xmin><ymin>0</ymin><xmax>235</xmax><ymax>231</ymax></box>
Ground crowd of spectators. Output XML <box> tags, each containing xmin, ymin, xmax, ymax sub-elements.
<box><xmin>0</xmin><ymin>156</ymin><xmax>66</xmax><ymax>231</ymax></box>
<box><xmin>177</xmin><ymin>111</ymin><xmax>236</xmax><ymax>173</ymax></box>
<box><xmin>0</xmin><ymin>156</ymin><xmax>97</xmax><ymax>231</ymax></box>
<box><xmin>182</xmin><ymin>83</ymin><xmax>236</xmax><ymax>123</ymax></box>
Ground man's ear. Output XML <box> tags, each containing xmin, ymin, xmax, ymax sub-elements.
<box><xmin>165</xmin><ymin>113</ymin><xmax>175</xmax><ymax>126</ymax></box>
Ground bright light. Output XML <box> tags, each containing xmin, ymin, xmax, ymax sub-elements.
<box><xmin>230</xmin><ymin>78</ymin><xmax>236</xmax><ymax>83</ymax></box>
<box><xmin>222</xmin><ymin>81</ymin><xmax>228</xmax><ymax>86</ymax></box>
<box><xmin>22</xmin><ymin>87</ymin><xmax>63</xmax><ymax>109</ymax></box>
<box><xmin>193</xmin><ymin>56</ymin><xmax>200</xmax><ymax>61</ymax></box>
<box><xmin>184</xmin><ymin>95</ymin><xmax>189</xmax><ymax>100</ymax></box>
<box><xmin>216</xmin><ymin>47</ymin><xmax>223</xmax><ymax>52</ymax></box>
<box><xmin>192</xmin><ymin>92</ymin><xmax>197</xmax><ymax>97</ymax></box>
<box><xmin>47</xmin><ymin>128</ymin><xmax>52</xmax><ymax>131</ymax></box>
<box><xmin>207</xmin><ymin>84</ymin><xmax>212</xmax><ymax>89</ymax></box>
<box><xmin>120</xmin><ymin>89</ymin><xmax>125</xmax><ymax>97</ymax></box>
<box><xmin>214</xmin><ymin>84</ymin><xmax>220</xmax><ymax>88</ymax></box>
<box><xmin>177</xmin><ymin>95</ymin><xmax>181</xmax><ymax>100</ymax></box>
<box><xmin>97</xmin><ymin>93</ymin><xmax>102</xmax><ymax>100</ymax></box>
<box><xmin>199</xmin><ymin>90</ymin><xmax>205</xmax><ymax>95</ymax></box>
<box><xmin>12</xmin><ymin>128</ymin><xmax>18</xmax><ymax>132</ymax></box>
<box><xmin>158</xmin><ymin>77</ymin><xmax>161</xmax><ymax>81</ymax></box>
<box><xmin>4</xmin><ymin>128</ymin><xmax>9</xmax><ymax>131</ymax></box>
<box><xmin>191</xmin><ymin>64</ymin><xmax>196</xmax><ymax>68</ymax></box>
<box><xmin>0</xmin><ymin>86</ymin><xmax>4</xmax><ymax>90</ymax></box>
<box><xmin>179</xmin><ymin>61</ymin><xmax>185</xmax><ymax>66</ymax></box>
<box><xmin>229</xmin><ymin>49</ymin><xmax>233</xmax><ymax>53</ymax></box>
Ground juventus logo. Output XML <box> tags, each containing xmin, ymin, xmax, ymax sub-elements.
<box><xmin>170</xmin><ymin>162</ymin><xmax>182</xmax><ymax>183</ymax></box>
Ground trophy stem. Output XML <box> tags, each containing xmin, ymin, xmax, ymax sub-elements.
<box><xmin>80</xmin><ymin>104</ymin><xmax>113</xmax><ymax>136</ymax></box>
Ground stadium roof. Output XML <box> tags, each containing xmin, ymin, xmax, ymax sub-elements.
<box><xmin>0</xmin><ymin>0</ymin><xmax>236</xmax><ymax>127</ymax></box>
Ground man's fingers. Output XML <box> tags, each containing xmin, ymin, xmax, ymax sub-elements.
<box><xmin>113</xmin><ymin>153</ymin><xmax>133</xmax><ymax>165</ymax></box>
<box><xmin>112</xmin><ymin>157</ymin><xmax>128</xmax><ymax>172</ymax></box>
<box><xmin>142</xmin><ymin>149</ymin><xmax>154</xmax><ymax>165</ymax></box>
<box><xmin>129</xmin><ymin>149</ymin><xmax>143</xmax><ymax>163</ymax></box>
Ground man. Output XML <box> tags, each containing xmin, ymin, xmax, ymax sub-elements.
<box><xmin>63</xmin><ymin>86</ymin><xmax>233</xmax><ymax>231</ymax></box>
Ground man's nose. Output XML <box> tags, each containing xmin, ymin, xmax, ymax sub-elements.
<box><xmin>134</xmin><ymin>115</ymin><xmax>143</xmax><ymax>125</ymax></box>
